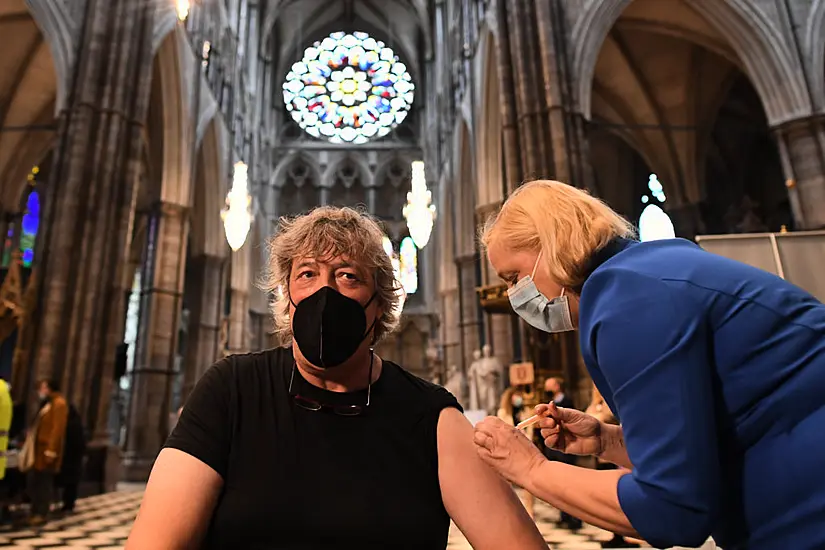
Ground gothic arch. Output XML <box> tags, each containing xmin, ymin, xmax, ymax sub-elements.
<box><xmin>804</xmin><ymin>0</ymin><xmax>825</xmax><ymax>111</ymax></box>
<box><xmin>25</xmin><ymin>0</ymin><xmax>74</xmax><ymax>110</ymax></box>
<box><xmin>190</xmin><ymin>120</ymin><xmax>229</xmax><ymax>259</ymax></box>
<box><xmin>270</xmin><ymin>152</ymin><xmax>322</xmax><ymax>189</ymax></box>
<box><xmin>0</xmin><ymin>2</ymin><xmax>60</xmax><ymax>213</ymax></box>
<box><xmin>152</xmin><ymin>31</ymin><xmax>192</xmax><ymax>206</ymax></box>
<box><xmin>373</xmin><ymin>155</ymin><xmax>413</xmax><ymax>221</ymax></box>
<box><xmin>270</xmin><ymin>153</ymin><xmax>322</xmax><ymax>216</ymax></box>
<box><xmin>476</xmin><ymin>28</ymin><xmax>503</xmax><ymax>207</ymax></box>
<box><xmin>572</xmin><ymin>0</ymin><xmax>810</xmax><ymax>126</ymax></box>
<box><xmin>263</xmin><ymin>0</ymin><xmax>431</xmax><ymax>69</ymax></box>
<box><xmin>325</xmin><ymin>155</ymin><xmax>371</xmax><ymax>208</ymax></box>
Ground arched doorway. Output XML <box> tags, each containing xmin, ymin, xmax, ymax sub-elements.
<box><xmin>584</xmin><ymin>0</ymin><xmax>792</xmax><ymax>238</ymax></box>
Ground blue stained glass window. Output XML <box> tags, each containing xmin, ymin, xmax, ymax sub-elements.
<box><xmin>19</xmin><ymin>190</ymin><xmax>39</xmax><ymax>267</ymax></box>
<box><xmin>283</xmin><ymin>31</ymin><xmax>415</xmax><ymax>144</ymax></box>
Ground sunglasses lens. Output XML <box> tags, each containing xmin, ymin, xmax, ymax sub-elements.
<box><xmin>335</xmin><ymin>405</ymin><xmax>363</xmax><ymax>416</ymax></box>
<box><xmin>294</xmin><ymin>395</ymin><xmax>322</xmax><ymax>411</ymax></box>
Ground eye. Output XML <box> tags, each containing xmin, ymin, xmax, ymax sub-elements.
<box><xmin>297</xmin><ymin>270</ymin><xmax>314</xmax><ymax>279</ymax></box>
<box><xmin>338</xmin><ymin>271</ymin><xmax>361</xmax><ymax>283</ymax></box>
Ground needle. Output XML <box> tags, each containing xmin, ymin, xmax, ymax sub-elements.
<box><xmin>516</xmin><ymin>414</ymin><xmax>541</xmax><ymax>430</ymax></box>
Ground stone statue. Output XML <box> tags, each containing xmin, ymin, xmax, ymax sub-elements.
<box><xmin>467</xmin><ymin>349</ymin><xmax>484</xmax><ymax>411</ymax></box>
<box><xmin>479</xmin><ymin>344</ymin><xmax>502</xmax><ymax>414</ymax></box>
<box><xmin>443</xmin><ymin>364</ymin><xmax>464</xmax><ymax>402</ymax></box>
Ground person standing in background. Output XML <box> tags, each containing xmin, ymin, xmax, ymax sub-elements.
<box><xmin>25</xmin><ymin>379</ymin><xmax>68</xmax><ymax>526</ymax></box>
<box><xmin>0</xmin><ymin>377</ymin><xmax>12</xmax><ymax>523</ymax></box>
<box><xmin>0</xmin><ymin>378</ymin><xmax>13</xmax><ymax>481</ymax></box>
<box><xmin>57</xmin><ymin>404</ymin><xmax>86</xmax><ymax>513</ymax></box>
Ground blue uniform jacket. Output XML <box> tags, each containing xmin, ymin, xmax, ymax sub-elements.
<box><xmin>578</xmin><ymin>238</ymin><xmax>825</xmax><ymax>550</ymax></box>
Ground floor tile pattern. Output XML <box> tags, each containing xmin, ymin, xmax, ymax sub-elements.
<box><xmin>0</xmin><ymin>488</ymin><xmax>654</xmax><ymax>549</ymax></box>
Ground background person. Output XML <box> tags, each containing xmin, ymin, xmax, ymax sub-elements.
<box><xmin>473</xmin><ymin>179</ymin><xmax>825</xmax><ymax>550</ymax></box>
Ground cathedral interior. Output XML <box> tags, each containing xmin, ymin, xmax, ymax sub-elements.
<box><xmin>0</xmin><ymin>0</ymin><xmax>825</xmax><ymax>547</ymax></box>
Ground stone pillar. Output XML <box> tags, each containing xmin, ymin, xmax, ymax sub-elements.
<box><xmin>227</xmin><ymin>289</ymin><xmax>250</xmax><ymax>354</ymax></box>
<box><xmin>667</xmin><ymin>201</ymin><xmax>705</xmax><ymax>241</ymax></box>
<box><xmin>504</xmin><ymin>0</ymin><xmax>551</xmax><ymax>180</ymax></box>
<box><xmin>534</xmin><ymin>0</ymin><xmax>569</xmax><ymax>185</ymax></box>
<box><xmin>227</xmin><ymin>245</ymin><xmax>251</xmax><ymax>355</ymax></box>
<box><xmin>775</xmin><ymin>118</ymin><xmax>825</xmax><ymax>229</ymax></box>
<box><xmin>495</xmin><ymin>0</ymin><xmax>522</xmax><ymax>193</ymax></box>
<box><xmin>456</xmin><ymin>255</ymin><xmax>480</xmax><ymax>376</ymax></box>
<box><xmin>26</xmin><ymin>0</ymin><xmax>154</xmax><ymax>490</ymax></box>
<box><xmin>122</xmin><ymin>203</ymin><xmax>189</xmax><ymax>481</ymax></box>
<box><xmin>181</xmin><ymin>254</ymin><xmax>225</xmax><ymax>401</ymax></box>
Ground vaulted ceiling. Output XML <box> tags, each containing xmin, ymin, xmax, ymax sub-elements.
<box><xmin>590</xmin><ymin>0</ymin><xmax>755</xmax><ymax>206</ymax></box>
<box><xmin>0</xmin><ymin>0</ymin><xmax>57</xmax><ymax>212</ymax></box>
<box><xmin>262</xmin><ymin>0</ymin><xmax>429</xmax><ymax>97</ymax></box>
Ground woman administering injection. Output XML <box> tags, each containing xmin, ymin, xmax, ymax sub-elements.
<box><xmin>473</xmin><ymin>180</ymin><xmax>825</xmax><ymax>550</ymax></box>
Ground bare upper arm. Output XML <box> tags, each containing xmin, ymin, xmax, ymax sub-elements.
<box><xmin>437</xmin><ymin>408</ymin><xmax>549</xmax><ymax>550</ymax></box>
<box><xmin>126</xmin><ymin>448</ymin><xmax>223</xmax><ymax>550</ymax></box>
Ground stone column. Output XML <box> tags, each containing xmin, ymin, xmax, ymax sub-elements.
<box><xmin>667</xmin><ymin>202</ymin><xmax>705</xmax><ymax>241</ymax></box>
<box><xmin>227</xmin><ymin>246</ymin><xmax>251</xmax><ymax>355</ymax></box>
<box><xmin>227</xmin><ymin>289</ymin><xmax>250</xmax><ymax>354</ymax></box>
<box><xmin>26</xmin><ymin>0</ymin><xmax>154</xmax><ymax>492</ymax></box>
<box><xmin>495</xmin><ymin>0</ymin><xmax>522</xmax><ymax>193</ymax></box>
<box><xmin>181</xmin><ymin>254</ymin><xmax>225</xmax><ymax>401</ymax></box>
<box><xmin>775</xmin><ymin>118</ymin><xmax>825</xmax><ymax>229</ymax></box>
<box><xmin>122</xmin><ymin>202</ymin><xmax>189</xmax><ymax>481</ymax></box>
<box><xmin>504</xmin><ymin>0</ymin><xmax>551</xmax><ymax>179</ymax></box>
<box><xmin>534</xmin><ymin>0</ymin><xmax>570</xmax><ymax>185</ymax></box>
<box><xmin>456</xmin><ymin>254</ymin><xmax>481</xmax><ymax>376</ymax></box>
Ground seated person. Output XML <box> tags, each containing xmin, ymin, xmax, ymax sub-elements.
<box><xmin>127</xmin><ymin>206</ymin><xmax>548</xmax><ymax>550</ymax></box>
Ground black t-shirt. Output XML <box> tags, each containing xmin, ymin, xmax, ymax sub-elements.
<box><xmin>165</xmin><ymin>347</ymin><xmax>462</xmax><ymax>549</ymax></box>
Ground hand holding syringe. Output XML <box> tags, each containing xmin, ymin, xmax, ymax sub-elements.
<box><xmin>516</xmin><ymin>402</ymin><xmax>559</xmax><ymax>430</ymax></box>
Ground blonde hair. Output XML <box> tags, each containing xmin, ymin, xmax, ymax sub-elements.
<box><xmin>261</xmin><ymin>206</ymin><xmax>401</xmax><ymax>345</ymax></box>
<box><xmin>480</xmin><ymin>180</ymin><xmax>635</xmax><ymax>290</ymax></box>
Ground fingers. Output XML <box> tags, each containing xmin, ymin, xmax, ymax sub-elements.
<box><xmin>473</xmin><ymin>429</ymin><xmax>494</xmax><ymax>451</ymax></box>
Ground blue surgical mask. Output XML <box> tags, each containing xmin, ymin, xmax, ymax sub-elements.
<box><xmin>512</xmin><ymin>396</ymin><xmax>524</xmax><ymax>408</ymax></box>
<box><xmin>507</xmin><ymin>251</ymin><xmax>574</xmax><ymax>333</ymax></box>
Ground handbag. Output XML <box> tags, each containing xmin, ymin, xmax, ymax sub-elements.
<box><xmin>17</xmin><ymin>412</ymin><xmax>41</xmax><ymax>473</ymax></box>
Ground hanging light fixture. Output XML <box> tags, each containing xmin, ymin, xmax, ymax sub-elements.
<box><xmin>402</xmin><ymin>161</ymin><xmax>436</xmax><ymax>249</ymax></box>
<box><xmin>221</xmin><ymin>161</ymin><xmax>253</xmax><ymax>251</ymax></box>
<box><xmin>176</xmin><ymin>0</ymin><xmax>190</xmax><ymax>21</ymax></box>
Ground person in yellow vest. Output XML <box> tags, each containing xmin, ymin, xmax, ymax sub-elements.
<box><xmin>0</xmin><ymin>378</ymin><xmax>12</xmax><ymax>481</ymax></box>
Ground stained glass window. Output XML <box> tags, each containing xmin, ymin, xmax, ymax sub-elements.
<box><xmin>19</xmin><ymin>189</ymin><xmax>39</xmax><ymax>267</ymax></box>
<box><xmin>283</xmin><ymin>31</ymin><xmax>415</xmax><ymax>145</ymax></box>
<box><xmin>1</xmin><ymin>225</ymin><xmax>13</xmax><ymax>268</ymax></box>
<box><xmin>399</xmin><ymin>237</ymin><xmax>418</xmax><ymax>294</ymax></box>
<box><xmin>638</xmin><ymin>174</ymin><xmax>675</xmax><ymax>242</ymax></box>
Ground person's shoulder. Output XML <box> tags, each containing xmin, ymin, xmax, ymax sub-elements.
<box><xmin>582</xmin><ymin>240</ymin><xmax>709</xmax><ymax>302</ymax></box>
<box><xmin>383</xmin><ymin>361</ymin><xmax>463</xmax><ymax>412</ymax></box>
<box><xmin>201</xmin><ymin>347</ymin><xmax>291</xmax><ymax>391</ymax></box>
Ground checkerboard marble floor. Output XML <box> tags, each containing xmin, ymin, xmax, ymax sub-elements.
<box><xmin>0</xmin><ymin>487</ymin><xmax>654</xmax><ymax>549</ymax></box>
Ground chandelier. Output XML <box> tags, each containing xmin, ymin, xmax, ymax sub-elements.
<box><xmin>221</xmin><ymin>161</ymin><xmax>253</xmax><ymax>251</ymax></box>
<box><xmin>402</xmin><ymin>161</ymin><xmax>436</xmax><ymax>248</ymax></box>
<box><xmin>176</xmin><ymin>0</ymin><xmax>190</xmax><ymax>21</ymax></box>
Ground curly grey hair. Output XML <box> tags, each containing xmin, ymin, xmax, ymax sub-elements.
<box><xmin>261</xmin><ymin>206</ymin><xmax>402</xmax><ymax>345</ymax></box>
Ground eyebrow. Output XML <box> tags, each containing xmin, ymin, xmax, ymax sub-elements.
<box><xmin>294</xmin><ymin>259</ymin><xmax>358</xmax><ymax>271</ymax></box>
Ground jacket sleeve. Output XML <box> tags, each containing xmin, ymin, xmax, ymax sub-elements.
<box><xmin>45</xmin><ymin>398</ymin><xmax>69</xmax><ymax>459</ymax></box>
<box><xmin>586</xmin><ymin>269</ymin><xmax>720</xmax><ymax>548</ymax></box>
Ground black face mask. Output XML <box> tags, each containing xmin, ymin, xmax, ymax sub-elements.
<box><xmin>291</xmin><ymin>286</ymin><xmax>377</xmax><ymax>369</ymax></box>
